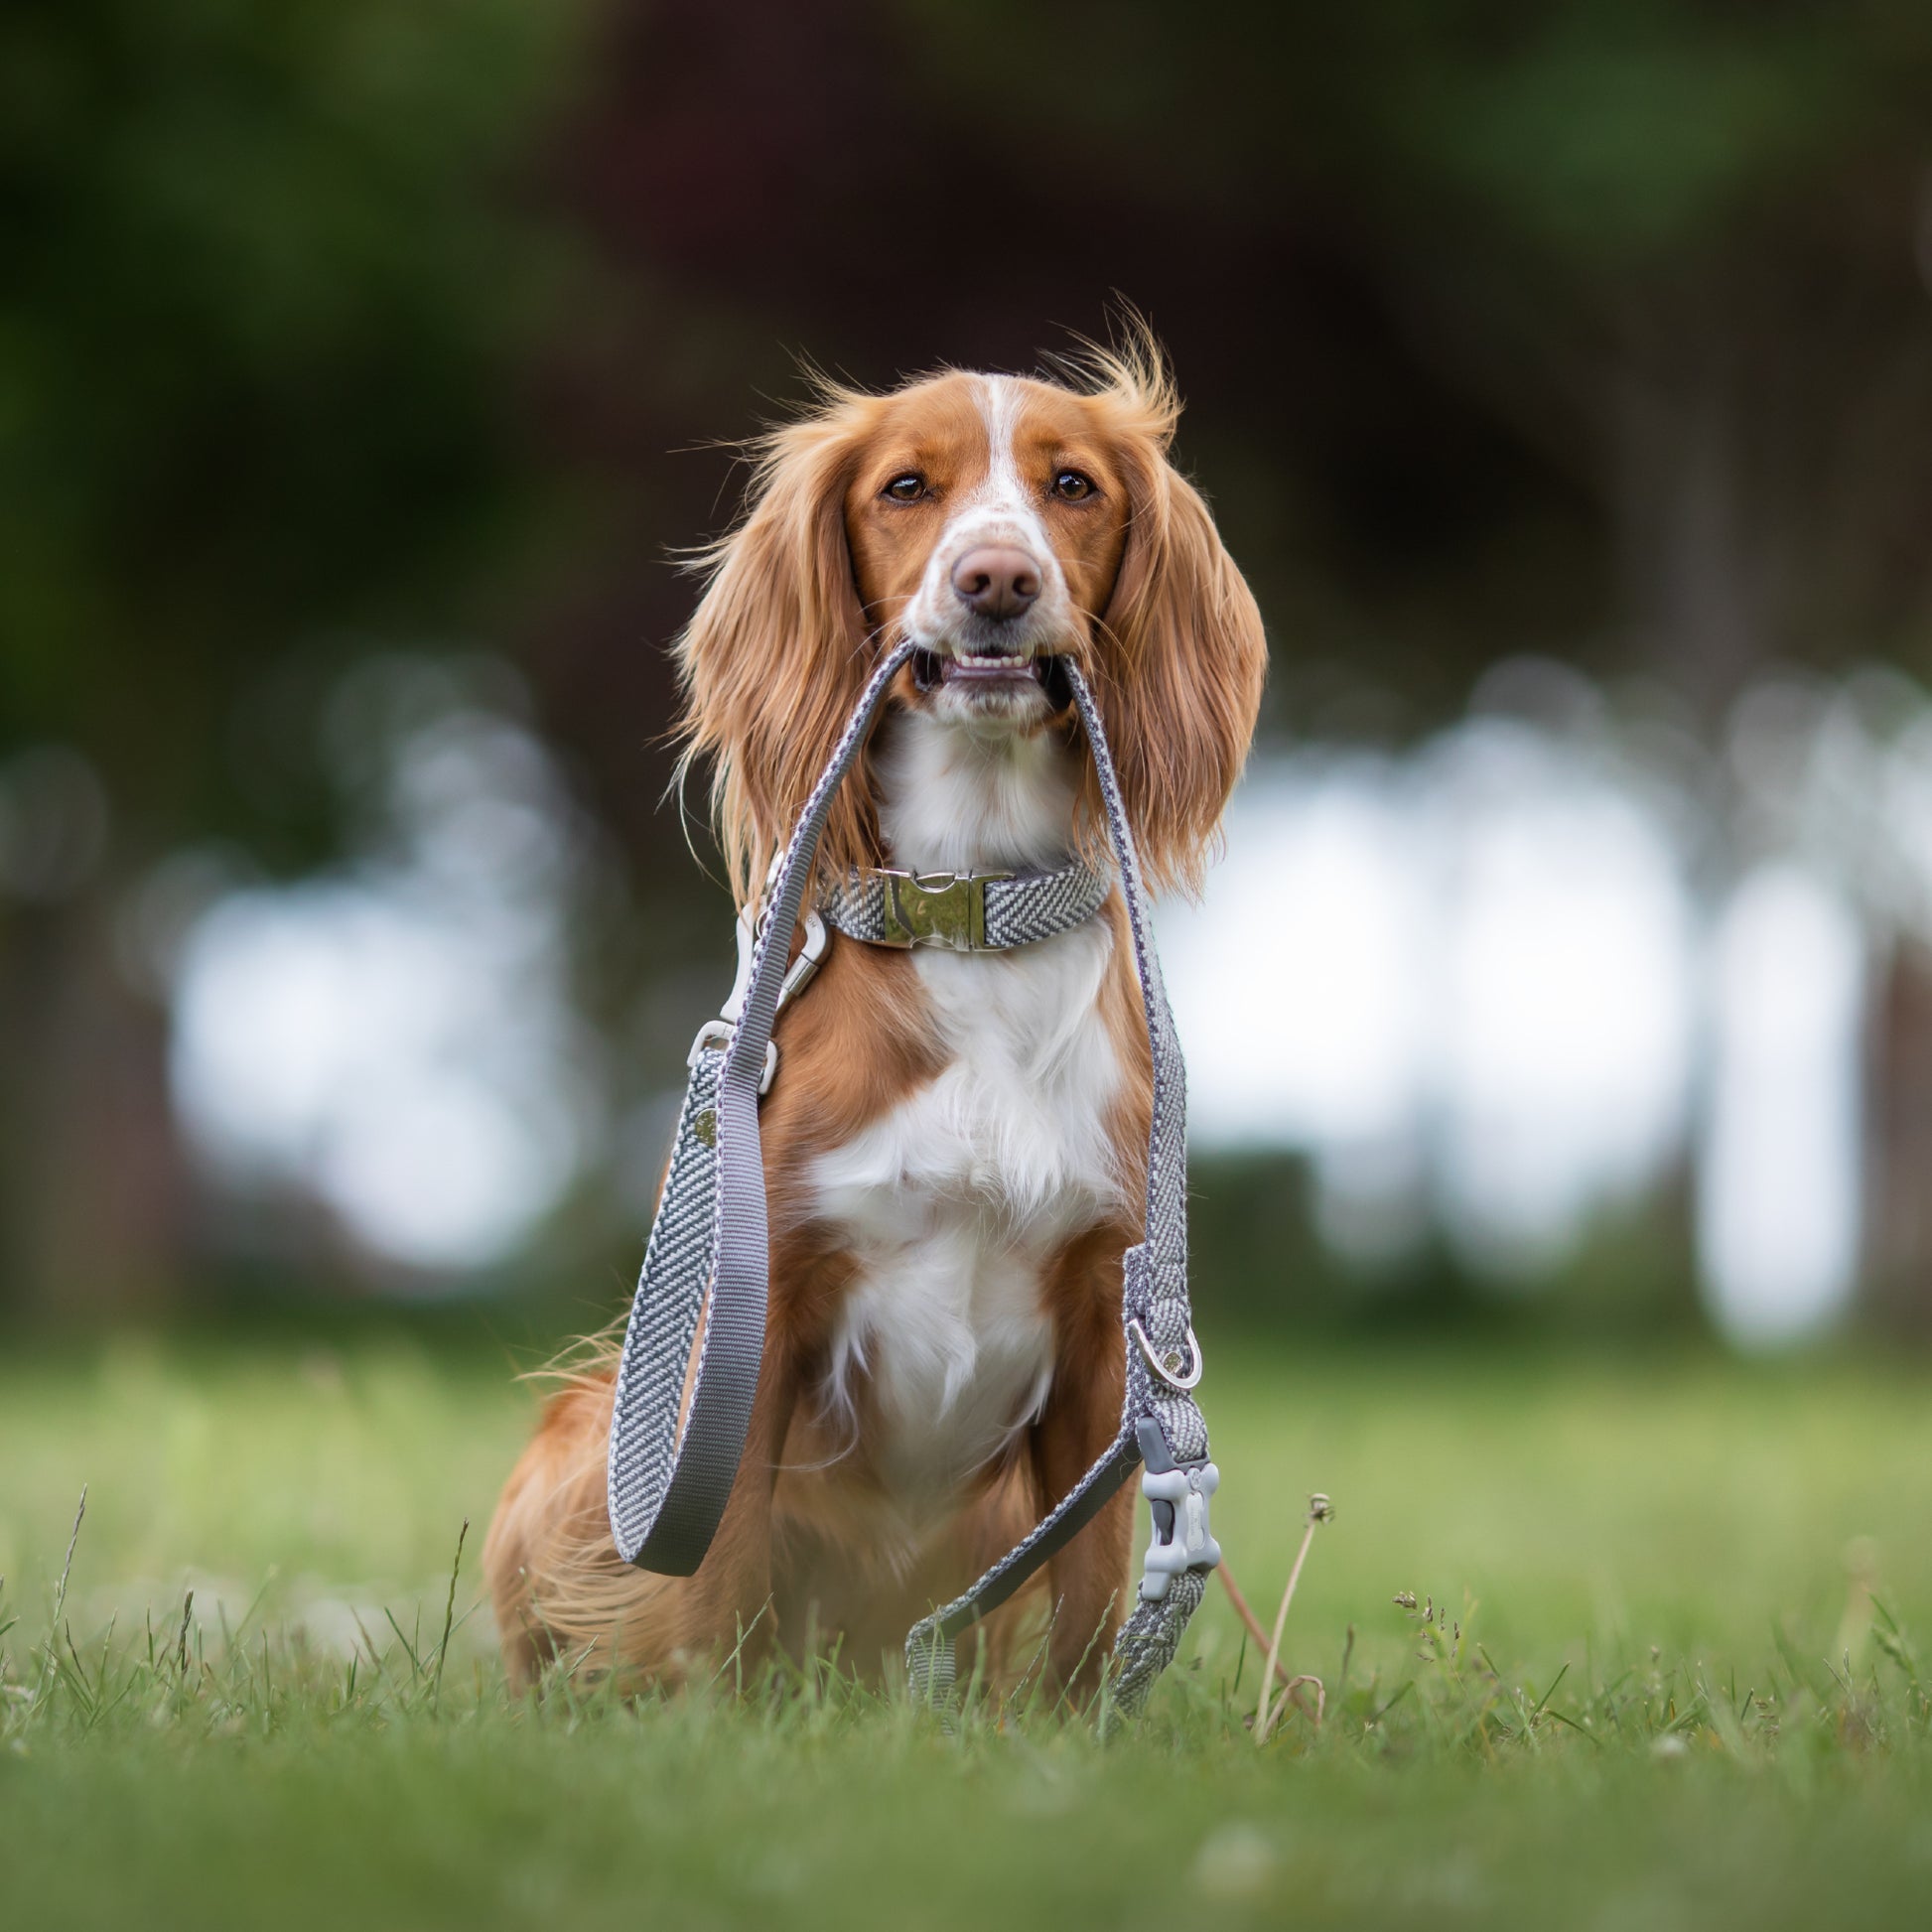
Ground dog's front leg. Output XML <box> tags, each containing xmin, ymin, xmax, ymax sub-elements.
<box><xmin>1033</xmin><ymin>1227</ymin><xmax>1136</xmax><ymax>1706</ymax></box>
<box><xmin>673</xmin><ymin>1344</ymin><xmax>798</xmax><ymax>1683</ymax></box>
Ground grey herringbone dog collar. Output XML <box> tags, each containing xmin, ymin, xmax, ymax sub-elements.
<box><xmin>819</xmin><ymin>858</ymin><xmax>1109</xmax><ymax>953</ymax></box>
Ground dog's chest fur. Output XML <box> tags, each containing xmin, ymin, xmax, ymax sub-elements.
<box><xmin>805</xmin><ymin>713</ymin><xmax>1125</xmax><ymax>1516</ymax></box>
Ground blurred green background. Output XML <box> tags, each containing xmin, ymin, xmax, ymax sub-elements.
<box><xmin>3</xmin><ymin>2</ymin><xmax>1932</xmax><ymax>1341</ymax></box>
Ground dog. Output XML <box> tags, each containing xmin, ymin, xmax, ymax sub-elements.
<box><xmin>484</xmin><ymin>332</ymin><xmax>1266</xmax><ymax>1701</ymax></box>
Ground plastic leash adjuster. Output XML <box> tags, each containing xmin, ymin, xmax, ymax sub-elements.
<box><xmin>1134</xmin><ymin>1415</ymin><xmax>1220</xmax><ymax>1603</ymax></box>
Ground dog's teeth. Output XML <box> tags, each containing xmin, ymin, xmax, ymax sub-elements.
<box><xmin>940</xmin><ymin>651</ymin><xmax>1037</xmax><ymax>679</ymax></box>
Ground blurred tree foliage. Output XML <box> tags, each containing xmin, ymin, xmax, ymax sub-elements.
<box><xmin>894</xmin><ymin>0</ymin><xmax>1932</xmax><ymax>707</ymax></box>
<box><xmin>533</xmin><ymin>0</ymin><xmax>1932</xmax><ymax>758</ymax></box>
<box><xmin>0</xmin><ymin>0</ymin><xmax>585</xmax><ymax>854</ymax></box>
<box><xmin>3</xmin><ymin>0</ymin><xmax>1929</xmax><ymax>1315</ymax></box>
<box><xmin>0</xmin><ymin>0</ymin><xmax>584</xmax><ymax>1311</ymax></box>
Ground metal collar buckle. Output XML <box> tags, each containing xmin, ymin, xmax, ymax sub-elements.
<box><xmin>876</xmin><ymin>869</ymin><xmax>1013</xmax><ymax>952</ymax></box>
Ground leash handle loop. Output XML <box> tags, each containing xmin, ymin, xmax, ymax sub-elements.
<box><xmin>607</xmin><ymin>639</ymin><xmax>916</xmax><ymax>1574</ymax></box>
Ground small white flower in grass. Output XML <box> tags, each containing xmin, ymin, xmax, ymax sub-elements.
<box><xmin>1192</xmin><ymin>1824</ymin><xmax>1277</xmax><ymax>1901</ymax></box>
<box><xmin>1651</xmin><ymin>1732</ymin><xmax>1690</xmax><ymax>1760</ymax></box>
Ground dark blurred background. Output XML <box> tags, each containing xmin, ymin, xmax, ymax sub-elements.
<box><xmin>5</xmin><ymin>0</ymin><xmax>1931</xmax><ymax>1349</ymax></box>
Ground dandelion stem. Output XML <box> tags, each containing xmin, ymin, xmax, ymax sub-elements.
<box><xmin>1255</xmin><ymin>1493</ymin><xmax>1330</xmax><ymax>1744</ymax></box>
<box><xmin>1219</xmin><ymin>1560</ymin><xmax>1314</xmax><ymax>1697</ymax></box>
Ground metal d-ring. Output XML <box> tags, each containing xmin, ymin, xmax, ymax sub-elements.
<box><xmin>1128</xmin><ymin>1317</ymin><xmax>1203</xmax><ymax>1391</ymax></box>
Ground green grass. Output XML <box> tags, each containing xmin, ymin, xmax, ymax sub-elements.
<box><xmin>3</xmin><ymin>1331</ymin><xmax>1930</xmax><ymax>1930</ymax></box>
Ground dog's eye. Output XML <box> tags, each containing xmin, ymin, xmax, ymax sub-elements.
<box><xmin>883</xmin><ymin>474</ymin><xmax>927</xmax><ymax>503</ymax></box>
<box><xmin>1052</xmin><ymin>470</ymin><xmax>1095</xmax><ymax>501</ymax></box>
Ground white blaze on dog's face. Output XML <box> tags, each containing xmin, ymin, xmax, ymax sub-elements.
<box><xmin>843</xmin><ymin>372</ymin><xmax>1133</xmax><ymax>733</ymax></box>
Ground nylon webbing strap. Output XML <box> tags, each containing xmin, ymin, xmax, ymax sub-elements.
<box><xmin>608</xmin><ymin>643</ymin><xmax>1216</xmax><ymax>1719</ymax></box>
<box><xmin>607</xmin><ymin>638</ymin><xmax>917</xmax><ymax>1573</ymax></box>
<box><xmin>903</xmin><ymin>659</ymin><xmax>1213</xmax><ymax>1718</ymax></box>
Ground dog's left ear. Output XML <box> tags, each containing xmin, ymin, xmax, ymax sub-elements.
<box><xmin>1095</xmin><ymin>440</ymin><xmax>1268</xmax><ymax>897</ymax></box>
<box><xmin>676</xmin><ymin>399</ymin><xmax>879</xmax><ymax>904</ymax></box>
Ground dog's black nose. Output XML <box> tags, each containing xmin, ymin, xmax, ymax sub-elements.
<box><xmin>951</xmin><ymin>546</ymin><xmax>1040</xmax><ymax>621</ymax></box>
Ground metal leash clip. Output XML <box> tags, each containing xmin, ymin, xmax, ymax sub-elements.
<box><xmin>688</xmin><ymin>901</ymin><xmax>828</xmax><ymax>1098</ymax></box>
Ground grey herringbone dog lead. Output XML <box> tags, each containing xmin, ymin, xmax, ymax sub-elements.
<box><xmin>608</xmin><ymin>641</ymin><xmax>1220</xmax><ymax>1714</ymax></box>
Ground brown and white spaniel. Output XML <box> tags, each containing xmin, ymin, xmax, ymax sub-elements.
<box><xmin>484</xmin><ymin>331</ymin><xmax>1266</xmax><ymax>1702</ymax></box>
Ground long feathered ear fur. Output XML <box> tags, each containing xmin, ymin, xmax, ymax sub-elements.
<box><xmin>1078</xmin><ymin>331</ymin><xmax>1269</xmax><ymax>897</ymax></box>
<box><xmin>674</xmin><ymin>386</ymin><xmax>884</xmax><ymax>905</ymax></box>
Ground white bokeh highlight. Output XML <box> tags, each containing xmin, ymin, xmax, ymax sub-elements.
<box><xmin>169</xmin><ymin>691</ymin><xmax>603</xmax><ymax>1274</ymax></box>
<box><xmin>1698</xmin><ymin>865</ymin><xmax>1865</xmax><ymax>1343</ymax></box>
<box><xmin>1164</xmin><ymin>718</ymin><xmax>1696</xmax><ymax>1285</ymax></box>
<box><xmin>163</xmin><ymin>655</ymin><xmax>1913</xmax><ymax>1335</ymax></box>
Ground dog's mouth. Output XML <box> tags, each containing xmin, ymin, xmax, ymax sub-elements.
<box><xmin>911</xmin><ymin>648</ymin><xmax>1072</xmax><ymax>707</ymax></box>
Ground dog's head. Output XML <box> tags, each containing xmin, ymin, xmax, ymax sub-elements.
<box><xmin>677</xmin><ymin>331</ymin><xmax>1267</xmax><ymax>899</ymax></box>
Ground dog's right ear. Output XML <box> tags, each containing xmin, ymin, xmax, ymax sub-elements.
<box><xmin>675</xmin><ymin>396</ymin><xmax>881</xmax><ymax>903</ymax></box>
